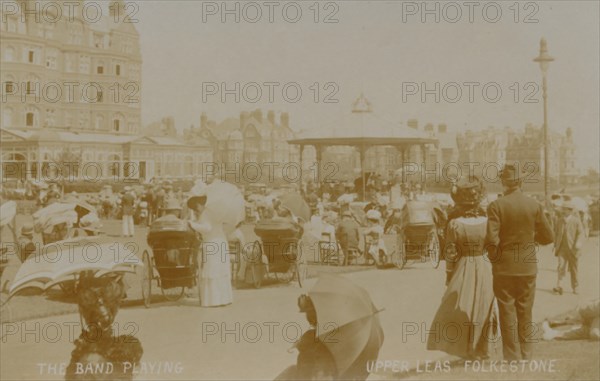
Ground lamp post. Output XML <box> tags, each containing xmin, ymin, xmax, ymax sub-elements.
<box><xmin>534</xmin><ymin>38</ymin><xmax>554</xmax><ymax>203</ymax></box>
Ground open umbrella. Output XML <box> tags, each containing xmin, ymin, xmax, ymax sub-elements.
<box><xmin>308</xmin><ymin>274</ymin><xmax>384</xmax><ymax>377</ymax></box>
<box><xmin>570</xmin><ymin>196</ymin><xmax>589</xmax><ymax>213</ymax></box>
<box><xmin>32</xmin><ymin>200</ymin><xmax>96</xmax><ymax>232</ymax></box>
<box><xmin>32</xmin><ymin>203</ymin><xmax>79</xmax><ymax>233</ymax></box>
<box><xmin>8</xmin><ymin>237</ymin><xmax>141</xmax><ymax>296</ymax></box>
<box><xmin>1</xmin><ymin>201</ymin><xmax>17</xmax><ymax>228</ymax></box>
<box><xmin>62</xmin><ymin>196</ymin><xmax>96</xmax><ymax>220</ymax></box>
<box><xmin>205</xmin><ymin>180</ymin><xmax>245</xmax><ymax>235</ymax></box>
<box><xmin>278</xmin><ymin>193</ymin><xmax>311</xmax><ymax>223</ymax></box>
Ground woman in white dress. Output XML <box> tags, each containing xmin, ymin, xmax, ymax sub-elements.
<box><xmin>187</xmin><ymin>188</ymin><xmax>233</xmax><ymax>307</ymax></box>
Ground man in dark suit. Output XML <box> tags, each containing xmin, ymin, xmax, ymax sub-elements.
<box><xmin>485</xmin><ymin>164</ymin><xmax>554</xmax><ymax>361</ymax></box>
<box><xmin>336</xmin><ymin>211</ymin><xmax>361</xmax><ymax>265</ymax></box>
<box><xmin>553</xmin><ymin>201</ymin><xmax>586</xmax><ymax>295</ymax></box>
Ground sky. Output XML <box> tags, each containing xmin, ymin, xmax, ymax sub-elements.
<box><xmin>123</xmin><ymin>0</ymin><xmax>598</xmax><ymax>171</ymax></box>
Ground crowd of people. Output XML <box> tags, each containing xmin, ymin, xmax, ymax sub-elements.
<box><xmin>426</xmin><ymin>163</ymin><xmax>599</xmax><ymax>365</ymax></box>
<box><xmin>2</xmin><ymin>164</ymin><xmax>599</xmax><ymax>380</ymax></box>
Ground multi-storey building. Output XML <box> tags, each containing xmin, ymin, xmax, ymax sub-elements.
<box><xmin>457</xmin><ymin>124</ymin><xmax>579</xmax><ymax>185</ymax></box>
<box><xmin>142</xmin><ymin>116</ymin><xmax>177</xmax><ymax>137</ymax></box>
<box><xmin>184</xmin><ymin>109</ymin><xmax>299</xmax><ymax>180</ymax></box>
<box><xmin>1</xmin><ymin>1</ymin><xmax>213</xmax><ymax>181</ymax></box>
<box><xmin>2</xmin><ymin>0</ymin><xmax>141</xmax><ymax>134</ymax></box>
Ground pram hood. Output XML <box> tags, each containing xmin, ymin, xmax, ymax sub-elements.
<box><xmin>147</xmin><ymin>217</ymin><xmax>198</xmax><ymax>246</ymax></box>
<box><xmin>401</xmin><ymin>201</ymin><xmax>438</xmax><ymax>226</ymax></box>
<box><xmin>254</xmin><ymin>217</ymin><xmax>301</xmax><ymax>238</ymax></box>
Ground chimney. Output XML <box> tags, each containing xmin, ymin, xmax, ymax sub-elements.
<box><xmin>281</xmin><ymin>112</ymin><xmax>289</xmax><ymax>128</ymax></box>
<box><xmin>267</xmin><ymin>110</ymin><xmax>275</xmax><ymax>125</ymax></box>
<box><xmin>437</xmin><ymin>124</ymin><xmax>447</xmax><ymax>134</ymax></box>
<box><xmin>407</xmin><ymin>119</ymin><xmax>418</xmax><ymax>130</ymax></box>
<box><xmin>254</xmin><ymin>109</ymin><xmax>263</xmax><ymax>123</ymax></box>
<box><xmin>200</xmin><ymin>112</ymin><xmax>207</xmax><ymax>129</ymax></box>
<box><xmin>240</xmin><ymin>111</ymin><xmax>249</xmax><ymax>129</ymax></box>
<box><xmin>109</xmin><ymin>0</ymin><xmax>125</xmax><ymax>18</ymax></box>
<box><xmin>165</xmin><ymin>116</ymin><xmax>174</xmax><ymax>131</ymax></box>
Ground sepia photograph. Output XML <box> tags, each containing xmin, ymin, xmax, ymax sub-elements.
<box><xmin>0</xmin><ymin>1</ymin><xmax>599</xmax><ymax>380</ymax></box>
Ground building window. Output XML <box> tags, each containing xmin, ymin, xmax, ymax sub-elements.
<box><xmin>115</xmin><ymin>64</ymin><xmax>121</xmax><ymax>76</ymax></box>
<box><xmin>79</xmin><ymin>55</ymin><xmax>90</xmax><ymax>73</ymax></box>
<box><xmin>97</xmin><ymin>90</ymin><xmax>103</xmax><ymax>103</ymax></box>
<box><xmin>26</xmin><ymin>81</ymin><xmax>35</xmax><ymax>94</ymax></box>
<box><xmin>3</xmin><ymin>108</ymin><xmax>13</xmax><ymax>127</ymax></box>
<box><xmin>5</xmin><ymin>47</ymin><xmax>15</xmax><ymax>61</ymax></box>
<box><xmin>7</xmin><ymin>18</ymin><xmax>17</xmax><ymax>33</ymax></box>
<box><xmin>26</xmin><ymin>112</ymin><xmax>34</xmax><ymax>126</ymax></box>
<box><xmin>97</xmin><ymin>65</ymin><xmax>104</xmax><ymax>74</ymax></box>
<box><xmin>113</xmin><ymin>119</ymin><xmax>120</xmax><ymax>132</ymax></box>
<box><xmin>28</xmin><ymin>50</ymin><xmax>34</xmax><ymax>63</ymax></box>
<box><xmin>46</xmin><ymin>56</ymin><xmax>56</xmax><ymax>69</ymax></box>
<box><xmin>94</xmin><ymin>34</ymin><xmax>104</xmax><ymax>48</ymax></box>
<box><xmin>5</xmin><ymin>81</ymin><xmax>14</xmax><ymax>93</ymax></box>
<box><xmin>45</xmin><ymin>109</ymin><xmax>56</xmax><ymax>127</ymax></box>
<box><xmin>96</xmin><ymin>115</ymin><xmax>104</xmax><ymax>130</ymax></box>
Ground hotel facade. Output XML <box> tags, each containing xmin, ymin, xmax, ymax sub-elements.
<box><xmin>1</xmin><ymin>0</ymin><xmax>213</xmax><ymax>181</ymax></box>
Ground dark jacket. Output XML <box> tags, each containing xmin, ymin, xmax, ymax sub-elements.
<box><xmin>553</xmin><ymin>212</ymin><xmax>585</xmax><ymax>257</ymax></box>
<box><xmin>121</xmin><ymin>193</ymin><xmax>135</xmax><ymax>216</ymax></box>
<box><xmin>485</xmin><ymin>189</ymin><xmax>554</xmax><ymax>276</ymax></box>
<box><xmin>336</xmin><ymin>219</ymin><xmax>361</xmax><ymax>251</ymax></box>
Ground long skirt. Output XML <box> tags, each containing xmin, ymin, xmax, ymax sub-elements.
<box><xmin>427</xmin><ymin>255</ymin><xmax>498</xmax><ymax>358</ymax></box>
<box><xmin>199</xmin><ymin>238</ymin><xmax>233</xmax><ymax>307</ymax></box>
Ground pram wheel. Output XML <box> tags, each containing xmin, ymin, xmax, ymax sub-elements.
<box><xmin>427</xmin><ymin>232</ymin><xmax>441</xmax><ymax>269</ymax></box>
<box><xmin>392</xmin><ymin>233</ymin><xmax>407</xmax><ymax>270</ymax></box>
<box><xmin>275</xmin><ymin>269</ymin><xmax>294</xmax><ymax>283</ymax></box>
<box><xmin>250</xmin><ymin>241</ymin><xmax>265</xmax><ymax>289</ymax></box>
<box><xmin>161</xmin><ymin>286</ymin><xmax>185</xmax><ymax>301</ymax></box>
<box><xmin>141</xmin><ymin>250</ymin><xmax>152</xmax><ymax>308</ymax></box>
<box><xmin>276</xmin><ymin>245</ymin><xmax>298</xmax><ymax>283</ymax></box>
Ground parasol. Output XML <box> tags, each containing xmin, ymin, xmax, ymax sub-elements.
<box><xmin>32</xmin><ymin>201</ymin><xmax>96</xmax><ymax>231</ymax></box>
<box><xmin>32</xmin><ymin>203</ymin><xmax>78</xmax><ymax>233</ymax></box>
<box><xmin>570</xmin><ymin>196</ymin><xmax>589</xmax><ymax>213</ymax></box>
<box><xmin>308</xmin><ymin>274</ymin><xmax>384</xmax><ymax>377</ymax></box>
<box><xmin>1</xmin><ymin>201</ymin><xmax>17</xmax><ymax>227</ymax></box>
<box><xmin>62</xmin><ymin>195</ymin><xmax>96</xmax><ymax>219</ymax></box>
<box><xmin>278</xmin><ymin>193</ymin><xmax>311</xmax><ymax>223</ymax></box>
<box><xmin>8</xmin><ymin>238</ymin><xmax>141</xmax><ymax>296</ymax></box>
<box><xmin>205</xmin><ymin>180</ymin><xmax>245</xmax><ymax>235</ymax></box>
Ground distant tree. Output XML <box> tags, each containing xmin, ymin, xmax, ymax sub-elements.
<box><xmin>54</xmin><ymin>147</ymin><xmax>83</xmax><ymax>180</ymax></box>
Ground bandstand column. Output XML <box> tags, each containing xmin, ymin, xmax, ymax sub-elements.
<box><xmin>297</xmin><ymin>144</ymin><xmax>304</xmax><ymax>192</ymax></box>
<box><xmin>358</xmin><ymin>144</ymin><xmax>367</xmax><ymax>200</ymax></box>
<box><xmin>298</xmin><ymin>144</ymin><xmax>304</xmax><ymax>181</ymax></box>
<box><xmin>315</xmin><ymin>144</ymin><xmax>323</xmax><ymax>184</ymax></box>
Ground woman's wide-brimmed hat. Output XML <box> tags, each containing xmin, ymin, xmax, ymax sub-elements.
<box><xmin>366</xmin><ymin>209</ymin><xmax>382</xmax><ymax>221</ymax></box>
<box><xmin>451</xmin><ymin>176</ymin><xmax>485</xmax><ymax>206</ymax></box>
<box><xmin>80</xmin><ymin>213</ymin><xmax>102</xmax><ymax>233</ymax></box>
<box><xmin>186</xmin><ymin>180</ymin><xmax>208</xmax><ymax>209</ymax></box>
<box><xmin>21</xmin><ymin>223</ymin><xmax>34</xmax><ymax>236</ymax></box>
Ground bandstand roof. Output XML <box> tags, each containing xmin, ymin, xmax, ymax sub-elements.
<box><xmin>288</xmin><ymin>95</ymin><xmax>437</xmax><ymax>147</ymax></box>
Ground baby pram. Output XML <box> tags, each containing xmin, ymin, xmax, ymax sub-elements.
<box><xmin>142</xmin><ymin>217</ymin><xmax>200</xmax><ymax>306</ymax></box>
<box><xmin>248</xmin><ymin>217</ymin><xmax>307</xmax><ymax>289</ymax></box>
<box><xmin>390</xmin><ymin>200</ymin><xmax>446</xmax><ymax>269</ymax></box>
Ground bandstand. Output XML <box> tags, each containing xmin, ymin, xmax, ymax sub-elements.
<box><xmin>288</xmin><ymin>94</ymin><xmax>438</xmax><ymax>199</ymax></box>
